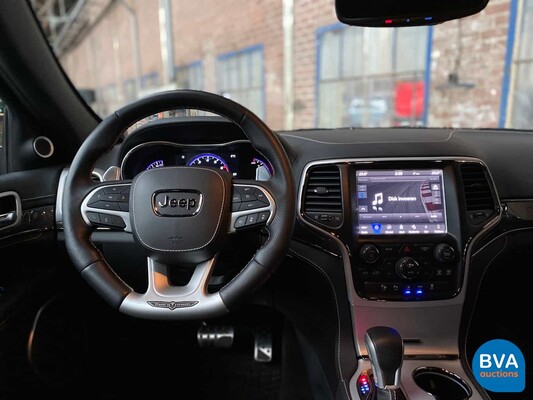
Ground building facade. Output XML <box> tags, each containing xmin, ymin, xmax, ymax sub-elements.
<box><xmin>60</xmin><ymin>0</ymin><xmax>532</xmax><ymax>132</ymax></box>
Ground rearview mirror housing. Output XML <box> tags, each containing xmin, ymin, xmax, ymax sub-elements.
<box><xmin>335</xmin><ymin>0</ymin><xmax>489</xmax><ymax>27</ymax></box>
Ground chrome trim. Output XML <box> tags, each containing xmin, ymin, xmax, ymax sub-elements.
<box><xmin>0</xmin><ymin>191</ymin><xmax>22</xmax><ymax>231</ymax></box>
<box><xmin>349</xmin><ymin>359</ymin><xmax>484</xmax><ymax>400</ymax></box>
<box><xmin>102</xmin><ymin>166</ymin><xmax>121</xmax><ymax>181</ymax></box>
<box><xmin>91</xmin><ymin>168</ymin><xmax>104</xmax><ymax>182</ymax></box>
<box><xmin>81</xmin><ymin>184</ymin><xmax>132</xmax><ymax>232</ymax></box>
<box><xmin>228</xmin><ymin>184</ymin><xmax>275</xmax><ymax>233</ymax></box>
<box><xmin>120</xmin><ymin>139</ymin><xmax>254</xmax><ymax>179</ymax></box>
<box><xmin>119</xmin><ymin>256</ymin><xmax>228</xmax><ymax>320</ymax></box>
<box><xmin>296</xmin><ymin>157</ymin><xmax>502</xmax><ymax>358</ymax></box>
<box><xmin>55</xmin><ymin>168</ymin><xmax>69</xmax><ymax>228</ymax></box>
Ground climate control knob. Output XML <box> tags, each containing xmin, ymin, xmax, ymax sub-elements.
<box><xmin>434</xmin><ymin>243</ymin><xmax>455</xmax><ymax>263</ymax></box>
<box><xmin>396</xmin><ymin>257</ymin><xmax>421</xmax><ymax>280</ymax></box>
<box><xmin>359</xmin><ymin>244</ymin><xmax>380</xmax><ymax>265</ymax></box>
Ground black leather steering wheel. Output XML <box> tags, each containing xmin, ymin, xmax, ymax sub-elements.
<box><xmin>63</xmin><ymin>90</ymin><xmax>295</xmax><ymax>320</ymax></box>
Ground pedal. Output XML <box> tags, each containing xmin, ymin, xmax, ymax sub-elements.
<box><xmin>253</xmin><ymin>328</ymin><xmax>273</xmax><ymax>363</ymax></box>
<box><xmin>197</xmin><ymin>325</ymin><xmax>234</xmax><ymax>349</ymax></box>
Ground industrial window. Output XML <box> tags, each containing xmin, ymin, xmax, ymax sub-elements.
<box><xmin>175</xmin><ymin>62</ymin><xmax>203</xmax><ymax>90</ymax></box>
<box><xmin>317</xmin><ymin>25</ymin><xmax>429</xmax><ymax>128</ymax></box>
<box><xmin>218</xmin><ymin>46</ymin><xmax>264</xmax><ymax>119</ymax></box>
<box><xmin>508</xmin><ymin>0</ymin><xmax>533</xmax><ymax>129</ymax></box>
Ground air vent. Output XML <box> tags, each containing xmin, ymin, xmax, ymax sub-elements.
<box><xmin>303</xmin><ymin>165</ymin><xmax>343</xmax><ymax>228</ymax></box>
<box><xmin>460</xmin><ymin>163</ymin><xmax>496</xmax><ymax>223</ymax></box>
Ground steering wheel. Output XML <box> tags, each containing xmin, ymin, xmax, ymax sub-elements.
<box><xmin>62</xmin><ymin>90</ymin><xmax>295</xmax><ymax>320</ymax></box>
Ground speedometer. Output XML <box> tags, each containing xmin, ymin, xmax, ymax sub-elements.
<box><xmin>187</xmin><ymin>153</ymin><xmax>230</xmax><ymax>172</ymax></box>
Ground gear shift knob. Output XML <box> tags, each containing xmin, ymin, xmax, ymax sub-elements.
<box><xmin>364</xmin><ymin>326</ymin><xmax>404</xmax><ymax>389</ymax></box>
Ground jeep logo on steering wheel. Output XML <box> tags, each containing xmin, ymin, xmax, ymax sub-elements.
<box><xmin>152</xmin><ymin>190</ymin><xmax>203</xmax><ymax>217</ymax></box>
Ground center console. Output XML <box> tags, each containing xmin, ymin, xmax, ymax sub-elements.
<box><xmin>300</xmin><ymin>157</ymin><xmax>499</xmax><ymax>400</ymax></box>
<box><xmin>350</xmin><ymin>166</ymin><xmax>461</xmax><ymax>301</ymax></box>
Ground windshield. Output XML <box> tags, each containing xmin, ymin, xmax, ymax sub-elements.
<box><xmin>30</xmin><ymin>0</ymin><xmax>531</xmax><ymax>131</ymax></box>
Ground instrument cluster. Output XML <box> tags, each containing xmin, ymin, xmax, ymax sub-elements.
<box><xmin>120</xmin><ymin>140</ymin><xmax>273</xmax><ymax>181</ymax></box>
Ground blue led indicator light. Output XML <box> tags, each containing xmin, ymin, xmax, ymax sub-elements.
<box><xmin>404</xmin><ymin>290</ymin><xmax>411</xmax><ymax>295</ymax></box>
<box><xmin>416</xmin><ymin>289</ymin><xmax>423</xmax><ymax>295</ymax></box>
<box><xmin>425</xmin><ymin>17</ymin><xmax>433</xmax><ymax>21</ymax></box>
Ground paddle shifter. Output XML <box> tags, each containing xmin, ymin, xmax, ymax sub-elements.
<box><xmin>358</xmin><ymin>326</ymin><xmax>408</xmax><ymax>400</ymax></box>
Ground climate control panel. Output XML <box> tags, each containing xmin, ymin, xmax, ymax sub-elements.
<box><xmin>353</xmin><ymin>240</ymin><xmax>460</xmax><ymax>301</ymax></box>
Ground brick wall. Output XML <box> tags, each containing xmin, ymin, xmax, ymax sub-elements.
<box><xmin>428</xmin><ymin>0</ymin><xmax>512</xmax><ymax>128</ymax></box>
<box><xmin>60</xmin><ymin>0</ymin><xmax>514</xmax><ymax>130</ymax></box>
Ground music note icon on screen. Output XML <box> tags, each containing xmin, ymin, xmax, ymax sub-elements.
<box><xmin>372</xmin><ymin>193</ymin><xmax>384</xmax><ymax>212</ymax></box>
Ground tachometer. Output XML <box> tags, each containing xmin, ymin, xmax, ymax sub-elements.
<box><xmin>187</xmin><ymin>153</ymin><xmax>230</xmax><ymax>172</ymax></box>
<box><xmin>146</xmin><ymin>160</ymin><xmax>165</xmax><ymax>170</ymax></box>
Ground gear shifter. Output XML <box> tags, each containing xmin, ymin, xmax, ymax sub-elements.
<box><xmin>364</xmin><ymin>326</ymin><xmax>408</xmax><ymax>400</ymax></box>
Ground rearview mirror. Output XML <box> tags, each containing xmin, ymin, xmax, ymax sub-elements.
<box><xmin>335</xmin><ymin>0</ymin><xmax>489</xmax><ymax>27</ymax></box>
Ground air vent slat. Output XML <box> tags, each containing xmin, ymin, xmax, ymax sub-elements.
<box><xmin>303</xmin><ymin>165</ymin><xmax>343</xmax><ymax>228</ymax></box>
<box><xmin>460</xmin><ymin>163</ymin><xmax>496</xmax><ymax>222</ymax></box>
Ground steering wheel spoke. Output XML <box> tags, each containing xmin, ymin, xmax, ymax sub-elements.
<box><xmin>81</xmin><ymin>181</ymin><xmax>132</xmax><ymax>232</ymax></box>
<box><xmin>229</xmin><ymin>179</ymin><xmax>275</xmax><ymax>233</ymax></box>
<box><xmin>119</xmin><ymin>256</ymin><xmax>228</xmax><ymax>320</ymax></box>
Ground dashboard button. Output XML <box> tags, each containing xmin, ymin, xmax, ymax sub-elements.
<box><xmin>396</xmin><ymin>257</ymin><xmax>421</xmax><ymax>280</ymax></box>
<box><xmin>400</xmin><ymin>244</ymin><xmax>414</xmax><ymax>255</ymax></box>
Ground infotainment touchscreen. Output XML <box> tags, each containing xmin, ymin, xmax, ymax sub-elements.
<box><xmin>356</xmin><ymin>169</ymin><xmax>447</xmax><ymax>235</ymax></box>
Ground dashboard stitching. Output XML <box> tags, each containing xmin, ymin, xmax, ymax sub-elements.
<box><xmin>288</xmin><ymin>249</ymin><xmax>350</xmax><ymax>400</ymax></box>
<box><xmin>131</xmin><ymin>166</ymin><xmax>226</xmax><ymax>252</ymax></box>
<box><xmin>21</xmin><ymin>193</ymin><xmax>56</xmax><ymax>201</ymax></box>
<box><xmin>281</xmin><ymin>130</ymin><xmax>455</xmax><ymax>145</ymax></box>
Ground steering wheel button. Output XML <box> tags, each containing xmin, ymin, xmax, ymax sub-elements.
<box><xmin>88</xmin><ymin>190</ymin><xmax>106</xmax><ymax>205</ymax></box>
<box><xmin>242</xmin><ymin>193</ymin><xmax>257</xmax><ymax>201</ymax></box>
<box><xmin>254</xmin><ymin>191</ymin><xmax>269</xmax><ymax>204</ymax></box>
<box><xmin>90</xmin><ymin>200</ymin><xmax>120</xmax><ymax>211</ymax></box>
<box><xmin>104</xmin><ymin>193</ymin><xmax>119</xmax><ymax>201</ymax></box>
<box><xmin>234</xmin><ymin>216</ymin><xmax>247</xmax><ymax>229</ymax></box>
<box><xmin>100</xmin><ymin>214</ymin><xmax>126</xmax><ymax>229</ymax></box>
<box><xmin>86</xmin><ymin>212</ymin><xmax>100</xmax><ymax>224</ymax></box>
<box><xmin>239</xmin><ymin>201</ymin><xmax>257</xmax><ymax>211</ymax></box>
<box><xmin>245</xmin><ymin>213</ymin><xmax>259</xmax><ymax>226</ymax></box>
<box><xmin>117</xmin><ymin>193</ymin><xmax>129</xmax><ymax>203</ymax></box>
<box><xmin>236</xmin><ymin>186</ymin><xmax>254</xmax><ymax>194</ymax></box>
<box><xmin>232</xmin><ymin>193</ymin><xmax>242</xmax><ymax>203</ymax></box>
<box><xmin>118</xmin><ymin>202</ymin><xmax>129</xmax><ymax>212</ymax></box>
<box><xmin>258</xmin><ymin>211</ymin><xmax>270</xmax><ymax>223</ymax></box>
<box><xmin>104</xmin><ymin>186</ymin><xmax>125</xmax><ymax>194</ymax></box>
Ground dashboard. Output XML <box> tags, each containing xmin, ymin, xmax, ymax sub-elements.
<box><xmin>80</xmin><ymin>115</ymin><xmax>533</xmax><ymax>399</ymax></box>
